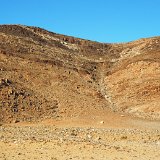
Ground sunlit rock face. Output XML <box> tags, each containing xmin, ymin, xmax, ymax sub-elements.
<box><xmin>0</xmin><ymin>24</ymin><xmax>160</xmax><ymax>122</ymax></box>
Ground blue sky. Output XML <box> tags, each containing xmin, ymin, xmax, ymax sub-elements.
<box><xmin>0</xmin><ymin>0</ymin><xmax>160</xmax><ymax>43</ymax></box>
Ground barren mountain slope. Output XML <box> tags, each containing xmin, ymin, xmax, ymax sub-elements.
<box><xmin>0</xmin><ymin>24</ymin><xmax>160</xmax><ymax>123</ymax></box>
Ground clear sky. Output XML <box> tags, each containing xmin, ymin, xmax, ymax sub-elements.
<box><xmin>0</xmin><ymin>0</ymin><xmax>160</xmax><ymax>43</ymax></box>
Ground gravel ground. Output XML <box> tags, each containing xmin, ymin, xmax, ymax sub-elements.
<box><xmin>0</xmin><ymin>124</ymin><xmax>160</xmax><ymax>160</ymax></box>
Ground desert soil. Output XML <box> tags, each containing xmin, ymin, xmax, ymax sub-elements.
<box><xmin>0</xmin><ymin>112</ymin><xmax>160</xmax><ymax>160</ymax></box>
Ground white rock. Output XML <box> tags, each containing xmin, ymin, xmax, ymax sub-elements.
<box><xmin>87</xmin><ymin>135</ymin><xmax>92</xmax><ymax>139</ymax></box>
<box><xmin>100</xmin><ymin>121</ymin><xmax>104</xmax><ymax>124</ymax></box>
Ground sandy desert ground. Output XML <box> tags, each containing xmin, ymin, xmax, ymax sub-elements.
<box><xmin>0</xmin><ymin>111</ymin><xmax>160</xmax><ymax>160</ymax></box>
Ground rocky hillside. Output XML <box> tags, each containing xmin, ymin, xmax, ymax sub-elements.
<box><xmin>0</xmin><ymin>24</ymin><xmax>160</xmax><ymax>123</ymax></box>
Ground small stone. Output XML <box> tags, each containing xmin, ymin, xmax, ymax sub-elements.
<box><xmin>87</xmin><ymin>135</ymin><xmax>92</xmax><ymax>139</ymax></box>
<box><xmin>71</xmin><ymin>132</ymin><xmax>77</xmax><ymax>136</ymax></box>
<box><xmin>95</xmin><ymin>136</ymin><xmax>101</xmax><ymax>141</ymax></box>
<box><xmin>100</xmin><ymin>121</ymin><xmax>104</xmax><ymax>124</ymax></box>
<box><xmin>8</xmin><ymin>89</ymin><xmax>13</xmax><ymax>94</ymax></box>
<box><xmin>5</xmin><ymin>78</ymin><xmax>11</xmax><ymax>84</ymax></box>
<box><xmin>121</xmin><ymin>136</ymin><xmax>127</xmax><ymax>140</ymax></box>
<box><xmin>13</xmin><ymin>119</ymin><xmax>20</xmax><ymax>123</ymax></box>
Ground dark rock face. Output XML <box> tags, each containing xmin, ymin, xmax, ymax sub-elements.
<box><xmin>0</xmin><ymin>78</ymin><xmax>58</xmax><ymax>123</ymax></box>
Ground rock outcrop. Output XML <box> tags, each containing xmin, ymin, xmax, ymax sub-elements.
<box><xmin>0</xmin><ymin>24</ymin><xmax>160</xmax><ymax>122</ymax></box>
